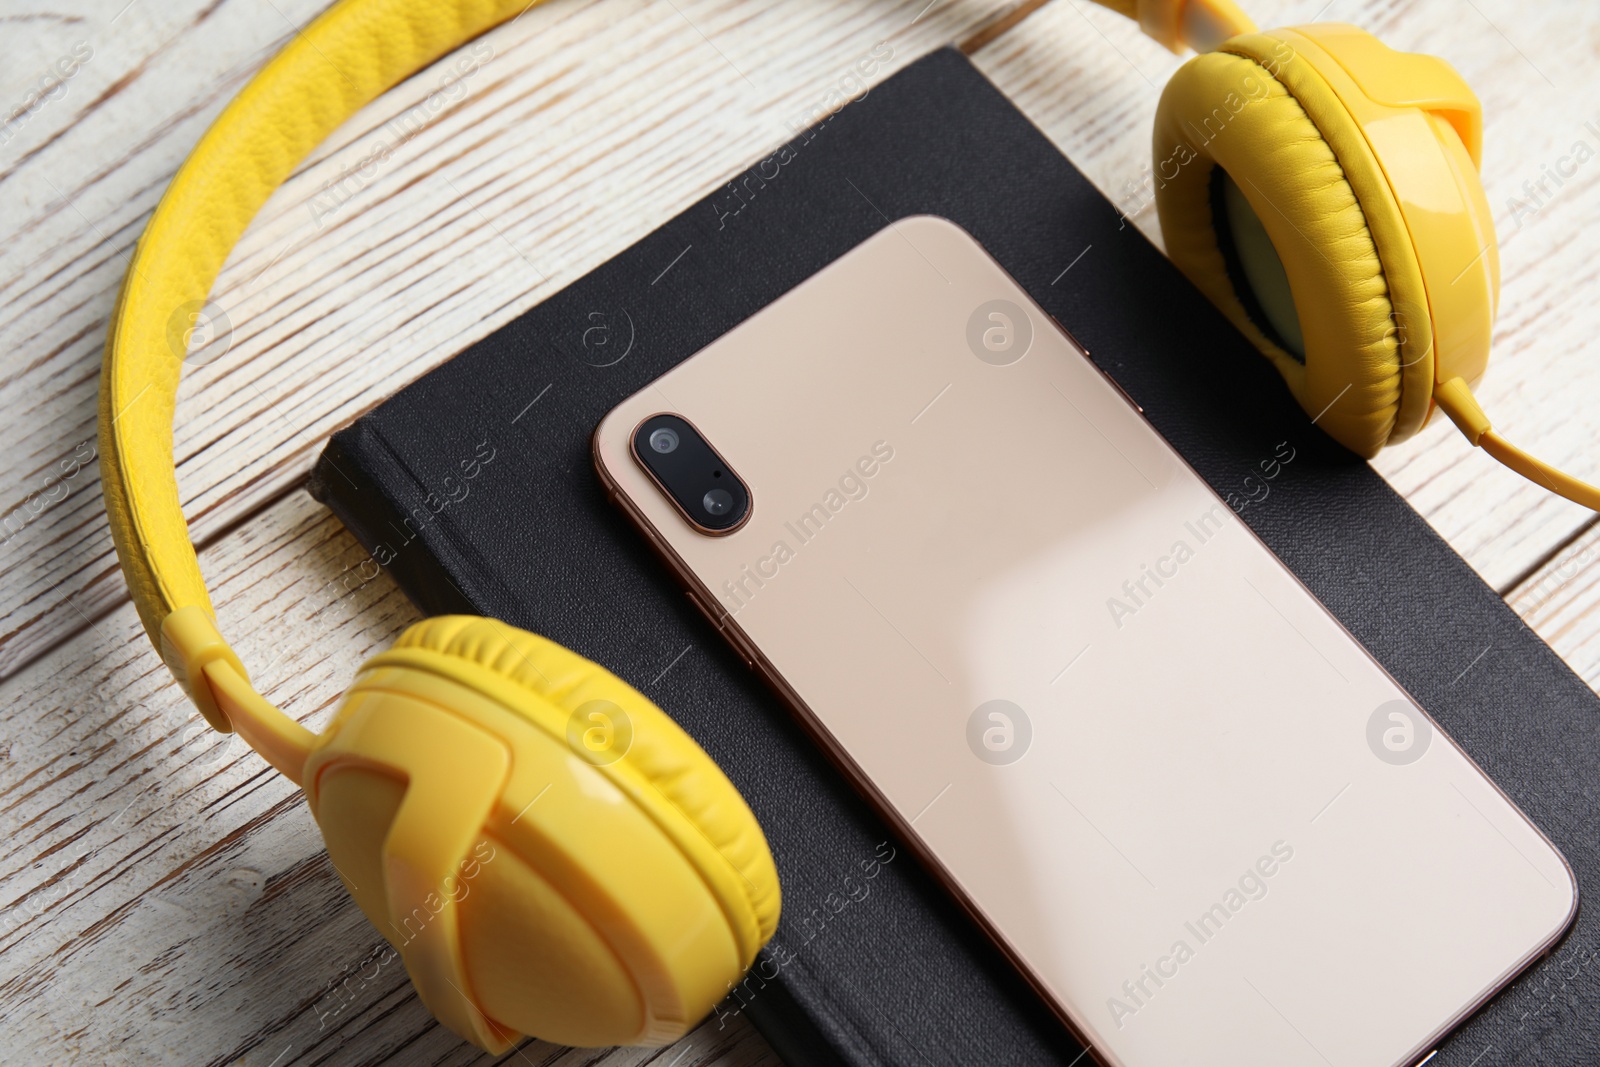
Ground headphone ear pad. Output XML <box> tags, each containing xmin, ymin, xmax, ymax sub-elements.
<box><xmin>1151</xmin><ymin>41</ymin><xmax>1435</xmax><ymax>455</ymax></box>
<box><xmin>308</xmin><ymin>617</ymin><xmax>780</xmax><ymax>1050</ymax></box>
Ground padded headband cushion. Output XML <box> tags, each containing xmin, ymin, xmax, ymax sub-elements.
<box><xmin>1151</xmin><ymin>35</ymin><xmax>1436</xmax><ymax>456</ymax></box>
<box><xmin>390</xmin><ymin>616</ymin><xmax>781</xmax><ymax>949</ymax></box>
<box><xmin>100</xmin><ymin>0</ymin><xmax>532</xmax><ymax>652</ymax></box>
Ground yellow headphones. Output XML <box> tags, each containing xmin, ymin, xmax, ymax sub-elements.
<box><xmin>96</xmin><ymin>0</ymin><xmax>1600</xmax><ymax>1053</ymax></box>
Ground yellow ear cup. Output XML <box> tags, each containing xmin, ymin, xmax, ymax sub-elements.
<box><xmin>1153</xmin><ymin>34</ymin><xmax>1435</xmax><ymax>456</ymax></box>
<box><xmin>304</xmin><ymin>617</ymin><xmax>779</xmax><ymax>1051</ymax></box>
<box><xmin>1150</xmin><ymin>28</ymin><xmax>1600</xmax><ymax>509</ymax></box>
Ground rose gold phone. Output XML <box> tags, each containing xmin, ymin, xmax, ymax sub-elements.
<box><xmin>593</xmin><ymin>216</ymin><xmax>1576</xmax><ymax>1067</ymax></box>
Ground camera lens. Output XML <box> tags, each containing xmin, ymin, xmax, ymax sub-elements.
<box><xmin>632</xmin><ymin>414</ymin><xmax>750</xmax><ymax>534</ymax></box>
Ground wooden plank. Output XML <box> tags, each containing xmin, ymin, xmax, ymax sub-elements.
<box><xmin>0</xmin><ymin>487</ymin><xmax>778</xmax><ymax>1065</ymax></box>
<box><xmin>1509</xmin><ymin>520</ymin><xmax>1600</xmax><ymax>692</ymax></box>
<box><xmin>0</xmin><ymin>0</ymin><xmax>1028</xmax><ymax>681</ymax></box>
<box><xmin>971</xmin><ymin>0</ymin><xmax>1600</xmax><ymax>593</ymax></box>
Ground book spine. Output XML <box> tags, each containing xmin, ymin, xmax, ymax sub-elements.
<box><xmin>308</xmin><ymin>420</ymin><xmax>477</xmax><ymax>618</ymax></box>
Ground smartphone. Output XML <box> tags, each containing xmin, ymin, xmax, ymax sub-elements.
<box><xmin>593</xmin><ymin>216</ymin><xmax>1576</xmax><ymax>1067</ymax></box>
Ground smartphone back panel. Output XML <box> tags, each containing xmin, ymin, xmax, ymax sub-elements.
<box><xmin>594</xmin><ymin>217</ymin><xmax>1575</xmax><ymax>1067</ymax></box>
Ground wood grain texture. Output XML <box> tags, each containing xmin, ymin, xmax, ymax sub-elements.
<box><xmin>8</xmin><ymin>0</ymin><xmax>1600</xmax><ymax>1064</ymax></box>
<box><xmin>1509</xmin><ymin>520</ymin><xmax>1600</xmax><ymax>692</ymax></box>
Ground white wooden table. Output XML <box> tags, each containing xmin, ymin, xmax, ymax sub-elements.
<box><xmin>4</xmin><ymin>1</ymin><xmax>1600</xmax><ymax>1063</ymax></box>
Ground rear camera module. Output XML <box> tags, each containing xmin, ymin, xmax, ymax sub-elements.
<box><xmin>631</xmin><ymin>413</ymin><xmax>751</xmax><ymax>534</ymax></box>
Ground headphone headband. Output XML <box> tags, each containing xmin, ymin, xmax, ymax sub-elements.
<box><xmin>100</xmin><ymin>0</ymin><xmax>532</xmax><ymax>745</ymax></box>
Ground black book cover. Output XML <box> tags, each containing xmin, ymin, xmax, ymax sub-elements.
<box><xmin>310</xmin><ymin>47</ymin><xmax>1600</xmax><ymax>1066</ymax></box>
